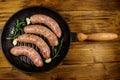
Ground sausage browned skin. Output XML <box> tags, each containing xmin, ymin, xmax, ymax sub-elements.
<box><xmin>24</xmin><ymin>25</ymin><xmax>58</xmax><ymax>46</ymax></box>
<box><xmin>18</xmin><ymin>34</ymin><xmax>50</xmax><ymax>59</ymax></box>
<box><xmin>10</xmin><ymin>46</ymin><xmax>43</xmax><ymax>67</ymax></box>
<box><xmin>30</xmin><ymin>14</ymin><xmax>62</xmax><ymax>38</ymax></box>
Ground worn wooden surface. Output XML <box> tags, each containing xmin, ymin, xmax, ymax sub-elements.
<box><xmin>0</xmin><ymin>0</ymin><xmax>120</xmax><ymax>80</ymax></box>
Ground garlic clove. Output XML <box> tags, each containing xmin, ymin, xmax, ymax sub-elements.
<box><xmin>45</xmin><ymin>58</ymin><xmax>52</xmax><ymax>63</ymax></box>
<box><xmin>13</xmin><ymin>38</ymin><xmax>18</xmax><ymax>46</ymax></box>
<box><xmin>26</xmin><ymin>18</ymin><xmax>31</xmax><ymax>25</ymax></box>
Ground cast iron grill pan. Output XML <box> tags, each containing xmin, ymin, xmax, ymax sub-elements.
<box><xmin>1</xmin><ymin>6</ymin><xmax>70</xmax><ymax>73</ymax></box>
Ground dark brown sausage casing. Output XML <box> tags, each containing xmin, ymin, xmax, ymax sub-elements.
<box><xmin>18</xmin><ymin>34</ymin><xmax>50</xmax><ymax>59</ymax></box>
<box><xmin>30</xmin><ymin>14</ymin><xmax>62</xmax><ymax>38</ymax></box>
<box><xmin>10</xmin><ymin>46</ymin><xmax>43</xmax><ymax>67</ymax></box>
<box><xmin>24</xmin><ymin>25</ymin><xmax>58</xmax><ymax>46</ymax></box>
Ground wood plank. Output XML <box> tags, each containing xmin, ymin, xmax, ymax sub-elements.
<box><xmin>92</xmin><ymin>42</ymin><xmax>120</xmax><ymax>63</ymax></box>
<box><xmin>59</xmin><ymin>11</ymin><xmax>120</xmax><ymax>34</ymax></box>
<box><xmin>0</xmin><ymin>22</ymin><xmax>6</xmax><ymax>29</ymax></box>
<box><xmin>31</xmin><ymin>63</ymin><xmax>106</xmax><ymax>80</ymax></box>
<box><xmin>0</xmin><ymin>49</ymin><xmax>11</xmax><ymax>67</ymax></box>
<box><xmin>104</xmin><ymin>62</ymin><xmax>120</xmax><ymax>79</ymax></box>
<box><xmin>0</xmin><ymin>63</ymin><xmax>106</xmax><ymax>80</ymax></box>
<box><xmin>63</xmin><ymin>50</ymin><xmax>94</xmax><ymax>64</ymax></box>
<box><xmin>24</xmin><ymin>0</ymin><xmax>120</xmax><ymax>10</ymax></box>
<box><xmin>69</xmin><ymin>23</ymin><xmax>120</xmax><ymax>34</ymax></box>
<box><xmin>0</xmin><ymin>67</ymin><xmax>13</xmax><ymax>80</ymax></box>
<box><xmin>63</xmin><ymin>42</ymin><xmax>94</xmax><ymax>64</ymax></box>
<box><xmin>0</xmin><ymin>67</ymin><xmax>12</xmax><ymax>74</ymax></box>
<box><xmin>0</xmin><ymin>0</ymin><xmax>25</xmax><ymax>29</ymax></box>
<box><xmin>30</xmin><ymin>72</ymin><xmax>51</xmax><ymax>80</ymax></box>
<box><xmin>59</xmin><ymin>11</ymin><xmax>117</xmax><ymax>22</ymax></box>
<box><xmin>0</xmin><ymin>67</ymin><xmax>31</xmax><ymax>80</ymax></box>
<box><xmin>0</xmin><ymin>0</ymin><xmax>25</xmax><ymax>12</ymax></box>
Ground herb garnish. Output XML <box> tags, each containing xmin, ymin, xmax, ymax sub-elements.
<box><xmin>6</xmin><ymin>20</ymin><xmax>26</xmax><ymax>39</ymax></box>
<box><xmin>45</xmin><ymin>39</ymin><xmax>63</xmax><ymax>63</ymax></box>
<box><xmin>52</xmin><ymin>39</ymin><xmax>63</xmax><ymax>59</ymax></box>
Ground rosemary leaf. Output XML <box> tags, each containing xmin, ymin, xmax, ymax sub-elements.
<box><xmin>6</xmin><ymin>20</ymin><xmax>26</xmax><ymax>40</ymax></box>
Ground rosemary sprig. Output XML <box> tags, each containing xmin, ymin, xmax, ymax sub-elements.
<box><xmin>6</xmin><ymin>20</ymin><xmax>26</xmax><ymax>39</ymax></box>
<box><xmin>52</xmin><ymin>39</ymin><xmax>63</xmax><ymax>59</ymax></box>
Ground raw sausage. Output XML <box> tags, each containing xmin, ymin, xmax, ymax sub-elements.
<box><xmin>24</xmin><ymin>25</ymin><xmax>58</xmax><ymax>46</ymax></box>
<box><xmin>10</xmin><ymin>46</ymin><xmax>43</xmax><ymax>67</ymax></box>
<box><xmin>30</xmin><ymin>14</ymin><xmax>62</xmax><ymax>38</ymax></box>
<box><xmin>18</xmin><ymin>34</ymin><xmax>50</xmax><ymax>59</ymax></box>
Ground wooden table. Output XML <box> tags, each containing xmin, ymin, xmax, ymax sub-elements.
<box><xmin>0</xmin><ymin>0</ymin><xmax>120</xmax><ymax>80</ymax></box>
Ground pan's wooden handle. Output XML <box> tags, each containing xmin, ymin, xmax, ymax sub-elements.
<box><xmin>77</xmin><ymin>33</ymin><xmax>118</xmax><ymax>41</ymax></box>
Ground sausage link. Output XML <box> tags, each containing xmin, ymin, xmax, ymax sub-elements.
<box><xmin>10</xmin><ymin>46</ymin><xmax>43</xmax><ymax>67</ymax></box>
<box><xmin>18</xmin><ymin>34</ymin><xmax>50</xmax><ymax>59</ymax></box>
<box><xmin>24</xmin><ymin>25</ymin><xmax>58</xmax><ymax>46</ymax></box>
<box><xmin>30</xmin><ymin>14</ymin><xmax>62</xmax><ymax>38</ymax></box>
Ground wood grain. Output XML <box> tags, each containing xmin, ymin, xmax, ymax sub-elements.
<box><xmin>0</xmin><ymin>49</ymin><xmax>11</xmax><ymax>67</ymax></box>
<box><xmin>0</xmin><ymin>0</ymin><xmax>120</xmax><ymax>80</ymax></box>
<box><xmin>24</xmin><ymin>0</ymin><xmax>120</xmax><ymax>11</ymax></box>
<box><xmin>104</xmin><ymin>62</ymin><xmax>120</xmax><ymax>79</ymax></box>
